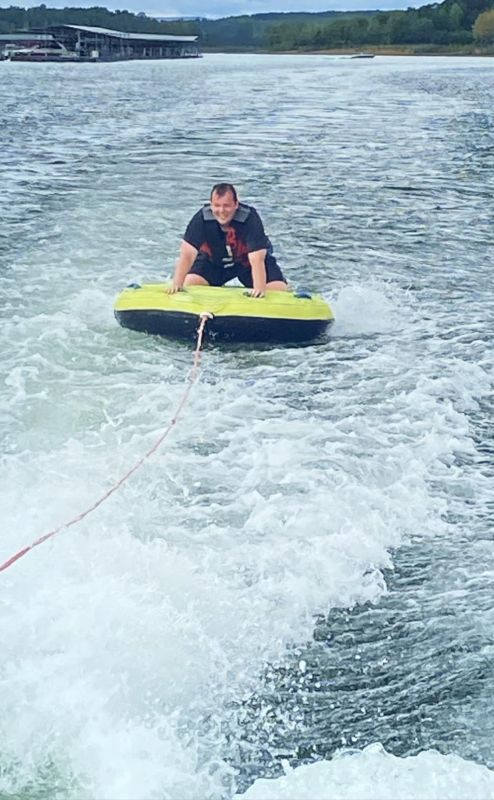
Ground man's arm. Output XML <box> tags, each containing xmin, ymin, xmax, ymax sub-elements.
<box><xmin>248</xmin><ymin>249</ymin><xmax>267</xmax><ymax>297</ymax></box>
<box><xmin>167</xmin><ymin>240</ymin><xmax>198</xmax><ymax>293</ymax></box>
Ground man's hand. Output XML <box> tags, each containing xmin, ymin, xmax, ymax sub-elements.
<box><xmin>166</xmin><ymin>282</ymin><xmax>183</xmax><ymax>294</ymax></box>
<box><xmin>248</xmin><ymin>250</ymin><xmax>267</xmax><ymax>299</ymax></box>
<box><xmin>166</xmin><ymin>241</ymin><xmax>198</xmax><ymax>295</ymax></box>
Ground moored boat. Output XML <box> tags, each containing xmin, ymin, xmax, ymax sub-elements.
<box><xmin>7</xmin><ymin>43</ymin><xmax>79</xmax><ymax>61</ymax></box>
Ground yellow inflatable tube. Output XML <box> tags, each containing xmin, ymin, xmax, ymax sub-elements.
<box><xmin>114</xmin><ymin>283</ymin><xmax>334</xmax><ymax>343</ymax></box>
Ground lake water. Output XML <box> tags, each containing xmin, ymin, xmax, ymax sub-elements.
<box><xmin>1</xmin><ymin>53</ymin><xmax>493</xmax><ymax>799</ymax></box>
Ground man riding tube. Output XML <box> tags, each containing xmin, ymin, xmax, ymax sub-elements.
<box><xmin>167</xmin><ymin>183</ymin><xmax>288</xmax><ymax>298</ymax></box>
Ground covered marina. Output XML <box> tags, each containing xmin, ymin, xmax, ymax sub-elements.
<box><xmin>2</xmin><ymin>24</ymin><xmax>201</xmax><ymax>61</ymax></box>
<box><xmin>41</xmin><ymin>24</ymin><xmax>201</xmax><ymax>61</ymax></box>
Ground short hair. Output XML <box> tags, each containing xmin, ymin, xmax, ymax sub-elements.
<box><xmin>211</xmin><ymin>183</ymin><xmax>238</xmax><ymax>202</ymax></box>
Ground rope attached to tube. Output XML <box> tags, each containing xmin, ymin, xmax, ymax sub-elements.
<box><xmin>0</xmin><ymin>313</ymin><xmax>212</xmax><ymax>574</ymax></box>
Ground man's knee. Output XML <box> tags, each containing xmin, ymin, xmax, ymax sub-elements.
<box><xmin>184</xmin><ymin>273</ymin><xmax>209</xmax><ymax>286</ymax></box>
<box><xmin>266</xmin><ymin>280</ymin><xmax>289</xmax><ymax>291</ymax></box>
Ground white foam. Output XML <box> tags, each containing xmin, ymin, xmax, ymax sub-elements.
<box><xmin>237</xmin><ymin>744</ymin><xmax>494</xmax><ymax>800</ymax></box>
<box><xmin>330</xmin><ymin>283</ymin><xmax>406</xmax><ymax>336</ymax></box>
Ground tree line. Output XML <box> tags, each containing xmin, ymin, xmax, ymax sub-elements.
<box><xmin>267</xmin><ymin>0</ymin><xmax>494</xmax><ymax>50</ymax></box>
<box><xmin>0</xmin><ymin>0</ymin><xmax>493</xmax><ymax>50</ymax></box>
<box><xmin>197</xmin><ymin>10</ymin><xmax>374</xmax><ymax>50</ymax></box>
<box><xmin>0</xmin><ymin>4</ymin><xmax>198</xmax><ymax>35</ymax></box>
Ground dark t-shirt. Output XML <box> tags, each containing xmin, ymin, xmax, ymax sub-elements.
<box><xmin>183</xmin><ymin>202</ymin><xmax>271</xmax><ymax>269</ymax></box>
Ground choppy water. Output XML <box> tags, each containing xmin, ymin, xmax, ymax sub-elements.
<box><xmin>1</xmin><ymin>54</ymin><xmax>493</xmax><ymax>800</ymax></box>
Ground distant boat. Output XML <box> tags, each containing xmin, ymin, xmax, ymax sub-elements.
<box><xmin>350</xmin><ymin>52</ymin><xmax>375</xmax><ymax>59</ymax></box>
<box><xmin>7</xmin><ymin>43</ymin><xmax>80</xmax><ymax>62</ymax></box>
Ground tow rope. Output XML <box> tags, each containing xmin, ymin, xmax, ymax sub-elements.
<box><xmin>0</xmin><ymin>313</ymin><xmax>212</xmax><ymax>574</ymax></box>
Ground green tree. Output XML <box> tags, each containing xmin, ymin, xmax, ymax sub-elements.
<box><xmin>385</xmin><ymin>11</ymin><xmax>409</xmax><ymax>44</ymax></box>
<box><xmin>406</xmin><ymin>12</ymin><xmax>435</xmax><ymax>43</ymax></box>
<box><xmin>473</xmin><ymin>8</ymin><xmax>494</xmax><ymax>42</ymax></box>
<box><xmin>366</xmin><ymin>12</ymin><xmax>389</xmax><ymax>44</ymax></box>
<box><xmin>448</xmin><ymin>2</ymin><xmax>464</xmax><ymax>30</ymax></box>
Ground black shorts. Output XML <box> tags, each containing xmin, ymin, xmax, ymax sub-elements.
<box><xmin>188</xmin><ymin>254</ymin><xmax>286</xmax><ymax>288</ymax></box>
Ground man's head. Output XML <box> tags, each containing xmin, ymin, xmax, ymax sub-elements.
<box><xmin>210</xmin><ymin>183</ymin><xmax>239</xmax><ymax>226</ymax></box>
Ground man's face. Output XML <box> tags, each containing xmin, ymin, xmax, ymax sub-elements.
<box><xmin>210</xmin><ymin>190</ymin><xmax>238</xmax><ymax>226</ymax></box>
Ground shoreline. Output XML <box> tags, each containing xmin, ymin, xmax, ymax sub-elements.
<box><xmin>203</xmin><ymin>46</ymin><xmax>494</xmax><ymax>58</ymax></box>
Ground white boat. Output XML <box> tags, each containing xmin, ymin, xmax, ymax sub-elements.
<box><xmin>7</xmin><ymin>42</ymin><xmax>79</xmax><ymax>62</ymax></box>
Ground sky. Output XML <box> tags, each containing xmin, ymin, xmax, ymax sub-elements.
<box><xmin>0</xmin><ymin>1</ymin><xmax>428</xmax><ymax>19</ymax></box>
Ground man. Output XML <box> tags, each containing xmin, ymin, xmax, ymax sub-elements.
<box><xmin>168</xmin><ymin>183</ymin><xmax>288</xmax><ymax>298</ymax></box>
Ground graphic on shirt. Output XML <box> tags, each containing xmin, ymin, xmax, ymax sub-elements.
<box><xmin>223</xmin><ymin>244</ymin><xmax>234</xmax><ymax>267</ymax></box>
<box><xmin>199</xmin><ymin>242</ymin><xmax>212</xmax><ymax>258</ymax></box>
<box><xmin>225</xmin><ymin>226</ymin><xmax>250</xmax><ymax>267</ymax></box>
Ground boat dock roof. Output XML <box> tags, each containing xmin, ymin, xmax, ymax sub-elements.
<box><xmin>59</xmin><ymin>24</ymin><xmax>198</xmax><ymax>42</ymax></box>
